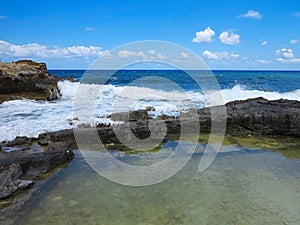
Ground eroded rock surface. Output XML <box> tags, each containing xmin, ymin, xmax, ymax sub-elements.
<box><xmin>0</xmin><ymin>60</ymin><xmax>60</xmax><ymax>103</ymax></box>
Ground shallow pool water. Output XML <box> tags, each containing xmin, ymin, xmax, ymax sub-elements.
<box><xmin>17</xmin><ymin>140</ymin><xmax>300</xmax><ymax>225</ymax></box>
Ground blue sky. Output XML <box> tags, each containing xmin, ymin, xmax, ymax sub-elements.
<box><xmin>0</xmin><ymin>0</ymin><xmax>300</xmax><ymax>69</ymax></box>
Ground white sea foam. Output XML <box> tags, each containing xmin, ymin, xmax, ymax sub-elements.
<box><xmin>0</xmin><ymin>81</ymin><xmax>299</xmax><ymax>142</ymax></box>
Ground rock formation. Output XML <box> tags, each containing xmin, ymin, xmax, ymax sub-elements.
<box><xmin>0</xmin><ymin>60</ymin><xmax>61</xmax><ymax>103</ymax></box>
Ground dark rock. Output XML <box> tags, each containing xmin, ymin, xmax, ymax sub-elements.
<box><xmin>221</xmin><ymin>98</ymin><xmax>300</xmax><ymax>136</ymax></box>
<box><xmin>55</xmin><ymin>76</ymin><xmax>75</xmax><ymax>82</ymax></box>
<box><xmin>0</xmin><ymin>60</ymin><xmax>61</xmax><ymax>104</ymax></box>
<box><xmin>111</xmin><ymin>109</ymin><xmax>151</xmax><ymax>122</ymax></box>
<box><xmin>169</xmin><ymin>98</ymin><xmax>300</xmax><ymax>136</ymax></box>
<box><xmin>157</xmin><ymin>114</ymin><xmax>176</xmax><ymax>120</ymax></box>
<box><xmin>37</xmin><ymin>139</ymin><xmax>48</xmax><ymax>146</ymax></box>
<box><xmin>0</xmin><ymin>129</ymin><xmax>75</xmax><ymax>204</ymax></box>
<box><xmin>6</xmin><ymin>136</ymin><xmax>32</xmax><ymax>147</ymax></box>
<box><xmin>65</xmin><ymin>77</ymin><xmax>75</xmax><ymax>82</ymax></box>
<box><xmin>145</xmin><ymin>106</ymin><xmax>155</xmax><ymax>111</ymax></box>
<box><xmin>0</xmin><ymin>163</ymin><xmax>33</xmax><ymax>199</ymax></box>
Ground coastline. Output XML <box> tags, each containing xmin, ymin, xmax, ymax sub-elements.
<box><xmin>0</xmin><ymin>60</ymin><xmax>300</xmax><ymax>224</ymax></box>
<box><xmin>1</xmin><ymin>97</ymin><xmax>300</xmax><ymax>215</ymax></box>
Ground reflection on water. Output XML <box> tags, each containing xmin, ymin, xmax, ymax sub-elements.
<box><xmin>17</xmin><ymin>140</ymin><xmax>300</xmax><ymax>225</ymax></box>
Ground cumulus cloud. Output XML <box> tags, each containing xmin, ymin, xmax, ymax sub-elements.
<box><xmin>261</xmin><ymin>40</ymin><xmax>268</xmax><ymax>46</ymax></box>
<box><xmin>118</xmin><ymin>50</ymin><xmax>168</xmax><ymax>61</ymax></box>
<box><xmin>276</xmin><ymin>48</ymin><xmax>294</xmax><ymax>59</ymax></box>
<box><xmin>118</xmin><ymin>50</ymin><xmax>147</xmax><ymax>59</ymax></box>
<box><xmin>219</xmin><ymin>32</ymin><xmax>240</xmax><ymax>45</ymax></box>
<box><xmin>275</xmin><ymin>48</ymin><xmax>300</xmax><ymax>64</ymax></box>
<box><xmin>156</xmin><ymin>53</ymin><xmax>167</xmax><ymax>60</ymax></box>
<box><xmin>0</xmin><ymin>40</ymin><xmax>111</xmax><ymax>59</ymax></box>
<box><xmin>291</xmin><ymin>39</ymin><xmax>298</xmax><ymax>44</ymax></box>
<box><xmin>238</xmin><ymin>10</ymin><xmax>262</xmax><ymax>19</ymax></box>
<box><xmin>148</xmin><ymin>50</ymin><xmax>156</xmax><ymax>55</ymax></box>
<box><xmin>181</xmin><ymin>52</ymin><xmax>189</xmax><ymax>59</ymax></box>
<box><xmin>203</xmin><ymin>50</ymin><xmax>239</xmax><ymax>60</ymax></box>
<box><xmin>192</xmin><ymin>27</ymin><xmax>215</xmax><ymax>43</ymax></box>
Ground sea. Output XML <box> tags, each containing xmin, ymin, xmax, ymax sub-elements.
<box><xmin>1</xmin><ymin>70</ymin><xmax>300</xmax><ymax>142</ymax></box>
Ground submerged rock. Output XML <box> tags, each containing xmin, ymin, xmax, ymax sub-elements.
<box><xmin>0</xmin><ymin>60</ymin><xmax>61</xmax><ymax>103</ymax></box>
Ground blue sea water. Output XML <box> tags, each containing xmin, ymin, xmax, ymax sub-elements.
<box><xmin>50</xmin><ymin>70</ymin><xmax>300</xmax><ymax>93</ymax></box>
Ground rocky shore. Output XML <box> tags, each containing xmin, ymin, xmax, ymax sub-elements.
<box><xmin>1</xmin><ymin>97</ymin><xmax>300</xmax><ymax>199</ymax></box>
<box><xmin>0</xmin><ymin>60</ymin><xmax>61</xmax><ymax>104</ymax></box>
<box><xmin>1</xmin><ymin>98</ymin><xmax>299</xmax><ymax>224</ymax></box>
<box><xmin>0</xmin><ymin>60</ymin><xmax>300</xmax><ymax>224</ymax></box>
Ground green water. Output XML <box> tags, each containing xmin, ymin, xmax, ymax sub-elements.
<box><xmin>17</xmin><ymin>140</ymin><xmax>300</xmax><ymax>225</ymax></box>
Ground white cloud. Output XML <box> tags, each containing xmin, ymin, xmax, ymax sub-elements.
<box><xmin>203</xmin><ymin>50</ymin><xmax>239</xmax><ymax>60</ymax></box>
<box><xmin>118</xmin><ymin>50</ymin><xmax>147</xmax><ymax>59</ymax></box>
<box><xmin>276</xmin><ymin>48</ymin><xmax>294</xmax><ymax>59</ymax></box>
<box><xmin>276</xmin><ymin>58</ymin><xmax>285</xmax><ymax>62</ymax></box>
<box><xmin>290</xmin><ymin>58</ymin><xmax>300</xmax><ymax>63</ymax></box>
<box><xmin>291</xmin><ymin>39</ymin><xmax>298</xmax><ymax>44</ymax></box>
<box><xmin>148</xmin><ymin>50</ymin><xmax>156</xmax><ymax>55</ymax></box>
<box><xmin>219</xmin><ymin>31</ymin><xmax>240</xmax><ymax>45</ymax></box>
<box><xmin>275</xmin><ymin>48</ymin><xmax>300</xmax><ymax>64</ymax></box>
<box><xmin>0</xmin><ymin>40</ymin><xmax>110</xmax><ymax>59</ymax></box>
<box><xmin>257</xmin><ymin>59</ymin><xmax>269</xmax><ymax>64</ymax></box>
<box><xmin>261</xmin><ymin>40</ymin><xmax>268</xmax><ymax>46</ymax></box>
<box><xmin>156</xmin><ymin>53</ymin><xmax>167</xmax><ymax>60</ymax></box>
<box><xmin>0</xmin><ymin>15</ymin><xmax>7</xmax><ymax>19</ymax></box>
<box><xmin>238</xmin><ymin>10</ymin><xmax>262</xmax><ymax>19</ymax></box>
<box><xmin>118</xmin><ymin>50</ymin><xmax>168</xmax><ymax>61</ymax></box>
<box><xmin>181</xmin><ymin>52</ymin><xmax>189</xmax><ymax>59</ymax></box>
<box><xmin>192</xmin><ymin>27</ymin><xmax>215</xmax><ymax>43</ymax></box>
<box><xmin>84</xmin><ymin>27</ymin><xmax>94</xmax><ymax>31</ymax></box>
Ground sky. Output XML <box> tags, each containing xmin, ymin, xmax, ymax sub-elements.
<box><xmin>0</xmin><ymin>0</ymin><xmax>300</xmax><ymax>70</ymax></box>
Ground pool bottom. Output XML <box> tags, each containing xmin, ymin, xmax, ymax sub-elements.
<box><xmin>16</xmin><ymin>141</ymin><xmax>300</xmax><ymax>225</ymax></box>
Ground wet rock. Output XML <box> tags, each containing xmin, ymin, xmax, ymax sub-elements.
<box><xmin>145</xmin><ymin>106</ymin><xmax>155</xmax><ymax>111</ymax></box>
<box><xmin>37</xmin><ymin>139</ymin><xmax>49</xmax><ymax>146</ymax></box>
<box><xmin>222</xmin><ymin>98</ymin><xmax>300</xmax><ymax>136</ymax></box>
<box><xmin>110</xmin><ymin>109</ymin><xmax>151</xmax><ymax>122</ymax></box>
<box><xmin>0</xmin><ymin>129</ymin><xmax>75</xmax><ymax>202</ymax></box>
<box><xmin>0</xmin><ymin>163</ymin><xmax>33</xmax><ymax>199</ymax></box>
<box><xmin>0</xmin><ymin>60</ymin><xmax>61</xmax><ymax>104</ymax></box>
<box><xmin>6</xmin><ymin>136</ymin><xmax>32</xmax><ymax>147</ymax></box>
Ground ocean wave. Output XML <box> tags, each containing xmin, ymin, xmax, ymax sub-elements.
<box><xmin>0</xmin><ymin>81</ymin><xmax>299</xmax><ymax>142</ymax></box>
